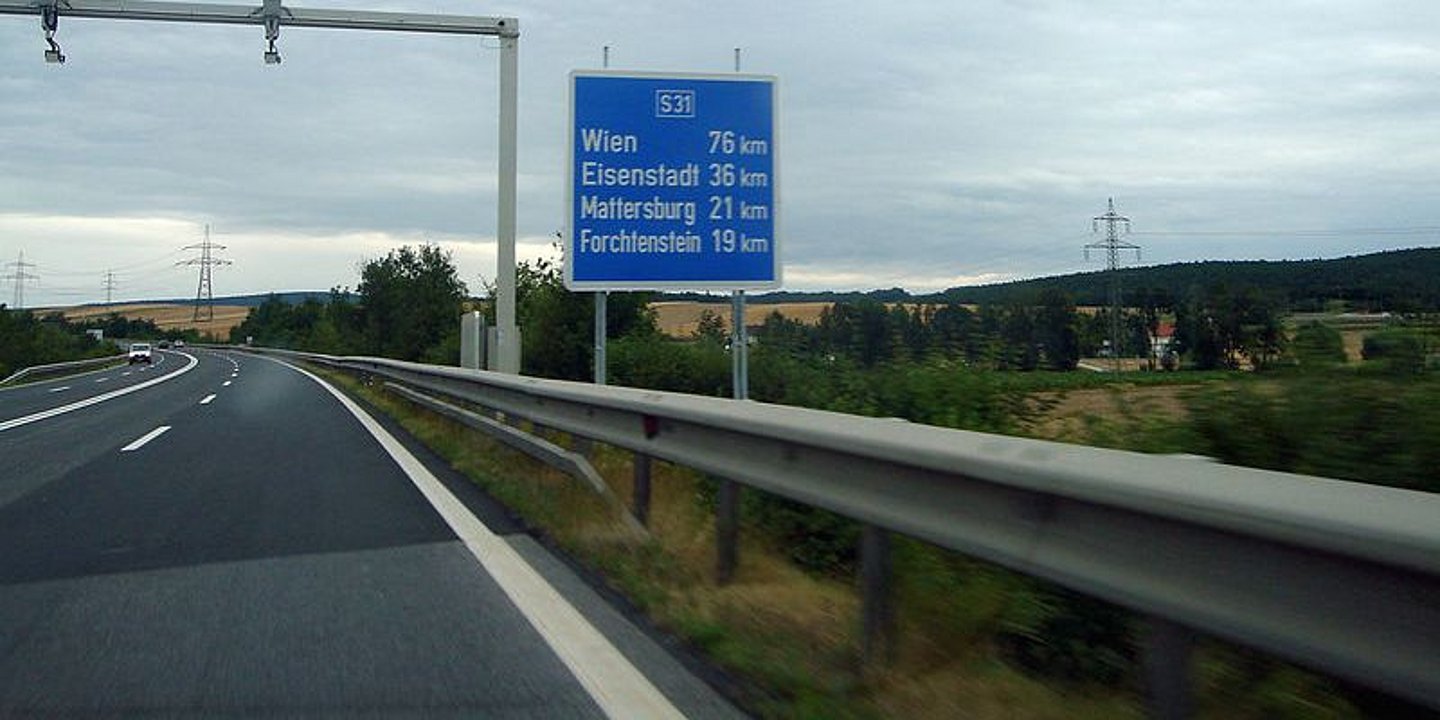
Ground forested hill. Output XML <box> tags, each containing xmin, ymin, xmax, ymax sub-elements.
<box><xmin>662</xmin><ymin>247</ymin><xmax>1440</xmax><ymax>312</ymax></box>
<box><xmin>937</xmin><ymin>247</ymin><xmax>1440</xmax><ymax>311</ymax></box>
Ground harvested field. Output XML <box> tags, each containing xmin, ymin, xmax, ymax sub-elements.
<box><xmin>51</xmin><ymin>303</ymin><xmax>250</xmax><ymax>339</ymax></box>
<box><xmin>1022</xmin><ymin>383</ymin><xmax>1193</xmax><ymax>445</ymax></box>
<box><xmin>650</xmin><ymin>301</ymin><xmax>831</xmax><ymax>337</ymax></box>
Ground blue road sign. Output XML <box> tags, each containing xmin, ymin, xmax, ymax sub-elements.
<box><xmin>566</xmin><ymin>71</ymin><xmax>779</xmax><ymax>290</ymax></box>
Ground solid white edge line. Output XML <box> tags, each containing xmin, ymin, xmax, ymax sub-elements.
<box><xmin>121</xmin><ymin>425</ymin><xmax>171</xmax><ymax>452</ymax></box>
<box><xmin>274</xmin><ymin>357</ymin><xmax>685</xmax><ymax>720</ymax></box>
<box><xmin>0</xmin><ymin>352</ymin><xmax>200</xmax><ymax>433</ymax></box>
<box><xmin>199</xmin><ymin>394</ymin><xmax>217</xmax><ymax>405</ymax></box>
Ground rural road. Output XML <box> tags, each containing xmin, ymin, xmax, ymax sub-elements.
<box><xmin>0</xmin><ymin>349</ymin><xmax>744</xmax><ymax>718</ymax></box>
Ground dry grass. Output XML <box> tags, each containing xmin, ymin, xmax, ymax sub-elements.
<box><xmin>650</xmin><ymin>301</ymin><xmax>832</xmax><ymax>337</ymax></box>
<box><xmin>650</xmin><ymin>301</ymin><xmax>1104</xmax><ymax>339</ymax></box>
<box><xmin>44</xmin><ymin>303</ymin><xmax>251</xmax><ymax>339</ymax></box>
<box><xmin>1023</xmin><ymin>384</ymin><xmax>1192</xmax><ymax>444</ymax></box>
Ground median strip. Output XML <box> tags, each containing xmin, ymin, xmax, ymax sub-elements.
<box><xmin>121</xmin><ymin>426</ymin><xmax>171</xmax><ymax>452</ymax></box>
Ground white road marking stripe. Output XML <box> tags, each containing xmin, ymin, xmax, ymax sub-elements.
<box><xmin>279</xmin><ymin>359</ymin><xmax>684</xmax><ymax>720</ymax></box>
<box><xmin>199</xmin><ymin>394</ymin><xmax>217</xmax><ymax>405</ymax></box>
<box><xmin>222</xmin><ymin>380</ymin><xmax>232</xmax><ymax>387</ymax></box>
<box><xmin>48</xmin><ymin>386</ymin><xmax>70</xmax><ymax>393</ymax></box>
<box><xmin>121</xmin><ymin>425</ymin><xmax>171</xmax><ymax>452</ymax></box>
<box><xmin>95</xmin><ymin>377</ymin><xmax>109</xmax><ymax>383</ymax></box>
<box><xmin>0</xmin><ymin>353</ymin><xmax>199</xmax><ymax>433</ymax></box>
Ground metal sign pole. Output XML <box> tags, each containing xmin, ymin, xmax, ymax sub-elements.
<box><xmin>593</xmin><ymin>45</ymin><xmax>610</xmax><ymax>386</ymax></box>
<box><xmin>594</xmin><ymin>291</ymin><xmax>607</xmax><ymax>384</ymax></box>
<box><xmin>495</xmin><ymin>32</ymin><xmax>521</xmax><ymax>373</ymax></box>
<box><xmin>730</xmin><ymin>47</ymin><xmax>748</xmax><ymax>401</ymax></box>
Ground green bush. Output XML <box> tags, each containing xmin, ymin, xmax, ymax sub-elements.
<box><xmin>610</xmin><ymin>335</ymin><xmax>730</xmax><ymax>396</ymax></box>
<box><xmin>1188</xmin><ymin>375</ymin><xmax>1440</xmax><ymax>492</ymax></box>
<box><xmin>1361</xmin><ymin>329</ymin><xmax>1427</xmax><ymax>374</ymax></box>
<box><xmin>1289</xmin><ymin>321</ymin><xmax>1347</xmax><ymax>368</ymax></box>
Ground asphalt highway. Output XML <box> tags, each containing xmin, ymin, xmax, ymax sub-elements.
<box><xmin>0</xmin><ymin>349</ymin><xmax>743</xmax><ymax>718</ymax></box>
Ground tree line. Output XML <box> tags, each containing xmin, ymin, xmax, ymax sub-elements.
<box><xmin>0</xmin><ymin>306</ymin><xmax>133</xmax><ymax>379</ymax></box>
<box><xmin>235</xmin><ymin>242</ymin><xmax>1430</xmax><ymax>383</ymax></box>
<box><xmin>228</xmin><ymin>244</ymin><xmax>467</xmax><ymax>364</ymax></box>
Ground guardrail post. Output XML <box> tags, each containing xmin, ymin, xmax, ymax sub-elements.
<box><xmin>1142</xmin><ymin>616</ymin><xmax>1195</xmax><ymax>720</ymax></box>
<box><xmin>632</xmin><ymin>452</ymin><xmax>652</xmax><ymax>527</ymax></box>
<box><xmin>860</xmin><ymin>524</ymin><xmax>895</xmax><ymax>667</ymax></box>
<box><xmin>716</xmin><ymin>479</ymin><xmax>740</xmax><ymax>584</ymax></box>
<box><xmin>573</xmin><ymin>435</ymin><xmax>594</xmax><ymax>457</ymax></box>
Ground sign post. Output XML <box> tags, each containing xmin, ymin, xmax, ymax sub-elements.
<box><xmin>565</xmin><ymin>71</ymin><xmax>779</xmax><ymax>292</ymax></box>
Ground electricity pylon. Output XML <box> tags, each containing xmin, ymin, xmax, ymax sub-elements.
<box><xmin>1085</xmin><ymin>198</ymin><xmax>1141</xmax><ymax>372</ymax></box>
<box><xmin>177</xmin><ymin>224</ymin><xmax>232</xmax><ymax>322</ymax></box>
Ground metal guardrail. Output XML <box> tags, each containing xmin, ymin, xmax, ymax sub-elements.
<box><xmin>237</xmin><ymin>346</ymin><xmax>1440</xmax><ymax>715</ymax></box>
<box><xmin>0</xmin><ymin>353</ymin><xmax>127</xmax><ymax>388</ymax></box>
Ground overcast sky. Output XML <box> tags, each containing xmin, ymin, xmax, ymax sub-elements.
<box><xmin>2</xmin><ymin>0</ymin><xmax>1437</xmax><ymax>307</ymax></box>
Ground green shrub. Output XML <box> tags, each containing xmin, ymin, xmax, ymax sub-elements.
<box><xmin>1188</xmin><ymin>375</ymin><xmax>1440</xmax><ymax>492</ymax></box>
<box><xmin>1289</xmin><ymin>321</ymin><xmax>1346</xmax><ymax>368</ymax></box>
<box><xmin>1361</xmin><ymin>329</ymin><xmax>1427</xmax><ymax>374</ymax></box>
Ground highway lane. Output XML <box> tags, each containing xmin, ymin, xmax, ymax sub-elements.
<box><xmin>0</xmin><ymin>350</ymin><xmax>221</xmax><ymax>509</ymax></box>
<box><xmin>0</xmin><ymin>349</ymin><xmax>737</xmax><ymax>717</ymax></box>
<box><xmin>0</xmin><ymin>350</ymin><xmax>188</xmax><ymax>426</ymax></box>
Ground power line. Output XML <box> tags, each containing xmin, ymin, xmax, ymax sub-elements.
<box><xmin>1131</xmin><ymin>226</ymin><xmax>1440</xmax><ymax>238</ymax></box>
<box><xmin>176</xmin><ymin>224</ymin><xmax>232</xmax><ymax>322</ymax></box>
<box><xmin>1085</xmin><ymin>198</ymin><xmax>1140</xmax><ymax>372</ymax></box>
<box><xmin>3</xmin><ymin>251</ymin><xmax>40</xmax><ymax>309</ymax></box>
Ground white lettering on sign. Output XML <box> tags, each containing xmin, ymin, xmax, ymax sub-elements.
<box><xmin>654</xmin><ymin>89</ymin><xmax>695</xmax><ymax>118</ymax></box>
<box><xmin>580</xmin><ymin>161</ymin><xmax>701</xmax><ymax>187</ymax></box>
<box><xmin>578</xmin><ymin>228</ymin><xmax>703</xmax><ymax>254</ymax></box>
<box><xmin>580</xmin><ymin>195</ymin><xmax>697</xmax><ymax>226</ymax></box>
<box><xmin>707</xmin><ymin>130</ymin><xmax>769</xmax><ymax>156</ymax></box>
<box><xmin>579</xmin><ymin>128</ymin><xmax>639</xmax><ymax>153</ymax></box>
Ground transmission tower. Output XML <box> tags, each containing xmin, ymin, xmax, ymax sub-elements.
<box><xmin>104</xmin><ymin>270</ymin><xmax>117</xmax><ymax>306</ymax></box>
<box><xmin>1085</xmin><ymin>198</ymin><xmax>1141</xmax><ymax>372</ymax></box>
<box><xmin>3</xmin><ymin>251</ymin><xmax>40</xmax><ymax>309</ymax></box>
<box><xmin>177</xmin><ymin>224</ymin><xmax>232</xmax><ymax>322</ymax></box>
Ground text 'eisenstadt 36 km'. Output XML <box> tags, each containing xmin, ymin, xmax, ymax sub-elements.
<box><xmin>566</xmin><ymin>71</ymin><xmax>779</xmax><ymax>290</ymax></box>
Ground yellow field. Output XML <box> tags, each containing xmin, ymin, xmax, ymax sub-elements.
<box><xmin>649</xmin><ymin>301</ymin><xmax>832</xmax><ymax>337</ymax></box>
<box><xmin>50</xmin><ymin>303</ymin><xmax>251</xmax><ymax>339</ymax></box>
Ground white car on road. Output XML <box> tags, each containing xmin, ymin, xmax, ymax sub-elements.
<box><xmin>128</xmin><ymin>342</ymin><xmax>153</xmax><ymax>365</ymax></box>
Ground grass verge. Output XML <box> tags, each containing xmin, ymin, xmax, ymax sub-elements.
<box><xmin>318</xmin><ymin>366</ymin><xmax>1365</xmax><ymax>719</ymax></box>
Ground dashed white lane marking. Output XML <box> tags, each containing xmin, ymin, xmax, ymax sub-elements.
<box><xmin>95</xmin><ymin>378</ymin><xmax>109</xmax><ymax>383</ymax></box>
<box><xmin>121</xmin><ymin>425</ymin><xmax>171</xmax><ymax>452</ymax></box>
<box><xmin>276</xmin><ymin>358</ymin><xmax>685</xmax><ymax>720</ymax></box>
<box><xmin>222</xmin><ymin>380</ymin><xmax>232</xmax><ymax>387</ymax></box>
<box><xmin>121</xmin><ymin>371</ymin><xmax>132</xmax><ymax>377</ymax></box>
<box><xmin>199</xmin><ymin>394</ymin><xmax>217</xmax><ymax>405</ymax></box>
<box><xmin>0</xmin><ymin>353</ymin><xmax>199</xmax><ymax>434</ymax></box>
<box><xmin>48</xmin><ymin>386</ymin><xmax>71</xmax><ymax>393</ymax></box>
